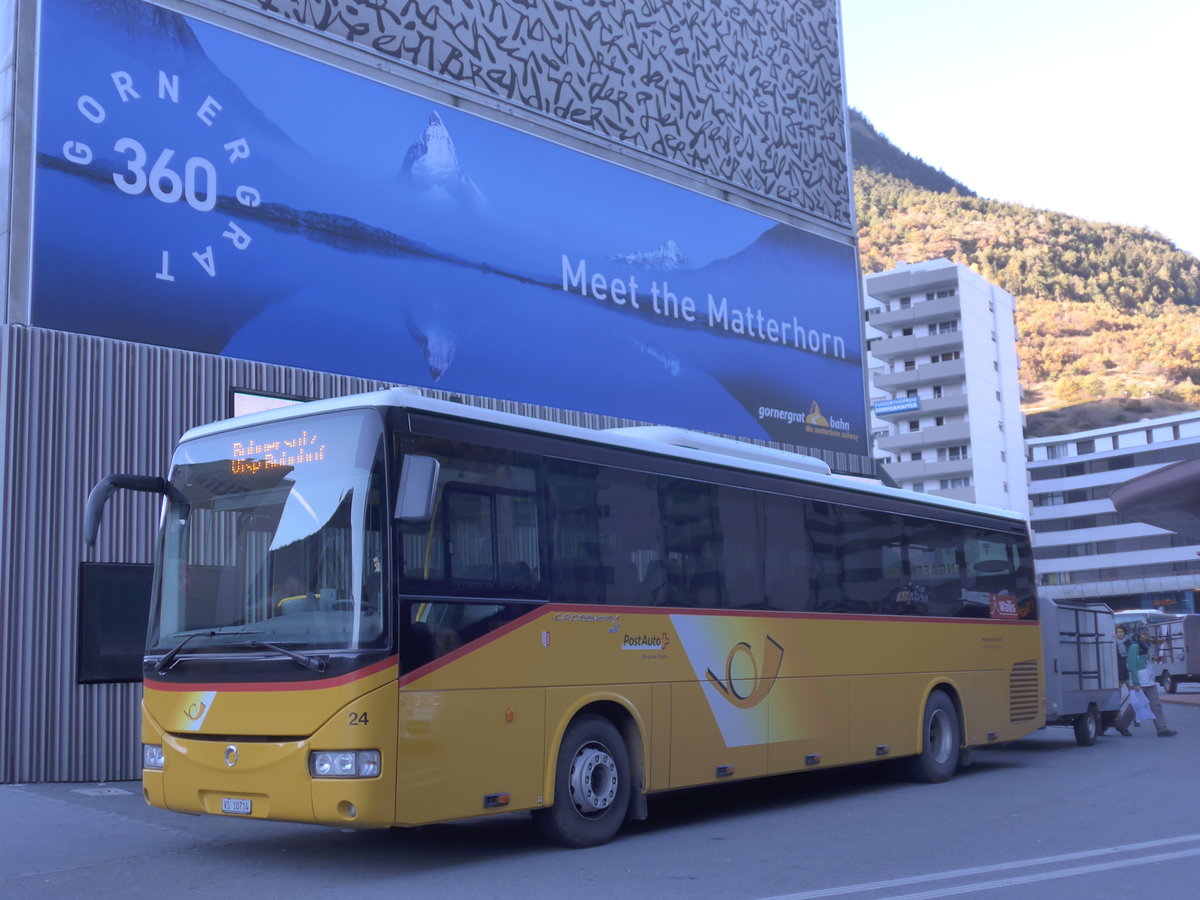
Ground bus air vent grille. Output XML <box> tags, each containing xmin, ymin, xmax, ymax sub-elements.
<box><xmin>1008</xmin><ymin>659</ymin><xmax>1040</xmax><ymax>723</ymax></box>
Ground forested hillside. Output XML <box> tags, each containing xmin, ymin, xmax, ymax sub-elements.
<box><xmin>849</xmin><ymin>110</ymin><xmax>1200</xmax><ymax>426</ymax></box>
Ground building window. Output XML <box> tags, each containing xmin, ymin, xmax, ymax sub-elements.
<box><xmin>932</xmin><ymin>385</ymin><xmax>943</xmax><ymax>399</ymax></box>
<box><xmin>907</xmin><ymin>420</ymin><xmax>920</xmax><ymax>433</ymax></box>
<box><xmin>939</xmin><ymin>477</ymin><xmax>970</xmax><ymax>489</ymax></box>
<box><xmin>906</xmin><ymin>389</ymin><xmax>918</xmax><ymax>398</ymax></box>
<box><xmin>937</xmin><ymin>445</ymin><xmax>968</xmax><ymax>461</ymax></box>
<box><xmin>995</xmin><ymin>391</ymin><xmax>1002</xmax><ymax>401</ymax></box>
<box><xmin>902</xmin><ymin>327</ymin><xmax>914</xmax><ymax>336</ymax></box>
<box><xmin>932</xmin><ymin>320</ymin><xmax>958</xmax><ymax>334</ymax></box>
<box><xmin>911</xmin><ymin>451</ymin><xmax>923</xmax><ymax>461</ymax></box>
<box><xmin>898</xmin><ymin>296</ymin><xmax>911</xmax><ymax>310</ymax></box>
<box><xmin>1076</xmin><ymin>439</ymin><xmax>1095</xmax><ymax>454</ymax></box>
<box><xmin>1001</xmin><ymin>451</ymin><xmax>1007</xmax><ymax>462</ymax></box>
<box><xmin>912</xmin><ymin>481</ymin><xmax>925</xmax><ymax>492</ymax></box>
<box><xmin>1046</xmin><ymin>444</ymin><xmax>1067</xmax><ymax>459</ymax></box>
<box><xmin>932</xmin><ymin>351</ymin><xmax>960</xmax><ymax>363</ymax></box>
<box><xmin>904</xmin><ymin>359</ymin><xmax>916</xmax><ymax>371</ymax></box>
<box><xmin>934</xmin><ymin>416</ymin><xmax>945</xmax><ymax>427</ymax></box>
<box><xmin>1033</xmin><ymin>492</ymin><xmax>1066</xmax><ymax>507</ymax></box>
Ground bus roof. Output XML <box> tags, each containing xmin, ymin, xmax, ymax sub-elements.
<box><xmin>181</xmin><ymin>388</ymin><xmax>1027</xmax><ymax>526</ymax></box>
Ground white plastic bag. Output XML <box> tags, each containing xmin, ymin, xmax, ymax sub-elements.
<box><xmin>1130</xmin><ymin>689</ymin><xmax>1155</xmax><ymax>723</ymax></box>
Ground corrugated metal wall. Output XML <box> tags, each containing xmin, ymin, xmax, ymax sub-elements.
<box><xmin>0</xmin><ymin>324</ymin><xmax>393</xmax><ymax>783</ymax></box>
<box><xmin>0</xmin><ymin>324</ymin><xmax>649</xmax><ymax>783</ymax></box>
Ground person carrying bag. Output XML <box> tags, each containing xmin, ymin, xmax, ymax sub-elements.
<box><xmin>1114</xmin><ymin>628</ymin><xmax>1176</xmax><ymax>737</ymax></box>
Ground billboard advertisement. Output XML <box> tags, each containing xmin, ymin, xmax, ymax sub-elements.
<box><xmin>31</xmin><ymin>0</ymin><xmax>867</xmax><ymax>454</ymax></box>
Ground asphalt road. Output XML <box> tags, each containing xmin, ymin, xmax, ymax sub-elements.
<box><xmin>4</xmin><ymin>688</ymin><xmax>1199</xmax><ymax>899</ymax></box>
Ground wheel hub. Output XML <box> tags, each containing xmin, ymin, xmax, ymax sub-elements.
<box><xmin>568</xmin><ymin>744</ymin><xmax>618</xmax><ymax>815</ymax></box>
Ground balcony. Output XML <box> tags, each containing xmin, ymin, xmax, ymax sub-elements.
<box><xmin>871</xmin><ymin>392</ymin><xmax>970</xmax><ymax>419</ymax></box>
<box><xmin>876</xmin><ymin>420</ymin><xmax>972</xmax><ymax>453</ymax></box>
<box><xmin>883</xmin><ymin>456</ymin><xmax>974</xmax><ymax>483</ymax></box>
<box><xmin>873</xmin><ymin>359</ymin><xmax>966</xmax><ymax>392</ymax></box>
<box><xmin>866</xmin><ymin>295</ymin><xmax>961</xmax><ymax>329</ymax></box>
<box><xmin>870</xmin><ymin>330</ymin><xmax>964</xmax><ymax>361</ymax></box>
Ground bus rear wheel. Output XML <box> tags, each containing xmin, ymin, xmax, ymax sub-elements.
<box><xmin>905</xmin><ymin>690</ymin><xmax>960</xmax><ymax>784</ymax></box>
<box><xmin>533</xmin><ymin>714</ymin><xmax>631</xmax><ymax>847</ymax></box>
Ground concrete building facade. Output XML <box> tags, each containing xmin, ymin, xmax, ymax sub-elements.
<box><xmin>1027</xmin><ymin>411</ymin><xmax>1200</xmax><ymax>612</ymax></box>
<box><xmin>864</xmin><ymin>260</ymin><xmax>1028</xmax><ymax>515</ymax></box>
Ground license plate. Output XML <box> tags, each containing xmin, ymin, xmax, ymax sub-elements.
<box><xmin>221</xmin><ymin>797</ymin><xmax>252</xmax><ymax>815</ymax></box>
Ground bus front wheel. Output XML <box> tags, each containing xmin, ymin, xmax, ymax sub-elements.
<box><xmin>533</xmin><ymin>713</ymin><xmax>631</xmax><ymax>848</ymax></box>
<box><xmin>905</xmin><ymin>690</ymin><xmax>960</xmax><ymax>784</ymax></box>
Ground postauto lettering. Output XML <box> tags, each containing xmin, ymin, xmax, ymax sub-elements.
<box><xmin>622</xmin><ymin>633</ymin><xmax>670</xmax><ymax>650</ymax></box>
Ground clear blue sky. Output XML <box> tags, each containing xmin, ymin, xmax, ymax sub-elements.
<box><xmin>841</xmin><ymin>0</ymin><xmax>1200</xmax><ymax>258</ymax></box>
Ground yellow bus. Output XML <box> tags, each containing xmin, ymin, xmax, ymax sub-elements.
<box><xmin>86</xmin><ymin>389</ymin><xmax>1043</xmax><ymax>847</ymax></box>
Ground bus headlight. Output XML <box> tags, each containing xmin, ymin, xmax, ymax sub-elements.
<box><xmin>309</xmin><ymin>750</ymin><xmax>381</xmax><ymax>778</ymax></box>
<box><xmin>143</xmin><ymin>744</ymin><xmax>165</xmax><ymax>770</ymax></box>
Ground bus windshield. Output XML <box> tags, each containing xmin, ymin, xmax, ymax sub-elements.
<box><xmin>148</xmin><ymin>409</ymin><xmax>387</xmax><ymax>655</ymax></box>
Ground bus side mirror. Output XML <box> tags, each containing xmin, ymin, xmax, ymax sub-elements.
<box><xmin>396</xmin><ymin>456</ymin><xmax>440</xmax><ymax>521</ymax></box>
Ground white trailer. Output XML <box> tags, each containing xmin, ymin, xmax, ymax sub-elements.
<box><xmin>1041</xmin><ymin>599</ymin><xmax>1122</xmax><ymax>745</ymax></box>
<box><xmin>1147</xmin><ymin>614</ymin><xmax>1200</xmax><ymax>694</ymax></box>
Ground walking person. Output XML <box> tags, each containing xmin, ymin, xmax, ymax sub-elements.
<box><xmin>1115</xmin><ymin>627</ymin><xmax>1176</xmax><ymax>737</ymax></box>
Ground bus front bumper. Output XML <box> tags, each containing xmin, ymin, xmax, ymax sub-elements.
<box><xmin>142</xmin><ymin>731</ymin><xmax>395</xmax><ymax>828</ymax></box>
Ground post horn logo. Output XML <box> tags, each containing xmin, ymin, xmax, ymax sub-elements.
<box><xmin>182</xmin><ymin>700</ymin><xmax>207</xmax><ymax>721</ymax></box>
<box><xmin>705</xmin><ymin>635</ymin><xmax>785</xmax><ymax>709</ymax></box>
<box><xmin>224</xmin><ymin>745</ymin><xmax>239</xmax><ymax>768</ymax></box>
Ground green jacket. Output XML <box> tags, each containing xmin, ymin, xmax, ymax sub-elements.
<box><xmin>1127</xmin><ymin>640</ymin><xmax>1152</xmax><ymax>687</ymax></box>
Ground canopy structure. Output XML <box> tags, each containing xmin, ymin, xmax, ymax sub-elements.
<box><xmin>1110</xmin><ymin>457</ymin><xmax>1200</xmax><ymax>539</ymax></box>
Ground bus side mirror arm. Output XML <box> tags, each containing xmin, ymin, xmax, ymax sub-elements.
<box><xmin>84</xmin><ymin>474</ymin><xmax>184</xmax><ymax>547</ymax></box>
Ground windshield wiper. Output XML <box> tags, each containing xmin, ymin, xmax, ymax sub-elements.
<box><xmin>248</xmin><ymin>640</ymin><xmax>328</xmax><ymax>673</ymax></box>
<box><xmin>154</xmin><ymin>631</ymin><xmax>215</xmax><ymax>674</ymax></box>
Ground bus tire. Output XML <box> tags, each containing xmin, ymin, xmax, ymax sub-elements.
<box><xmin>1073</xmin><ymin>707</ymin><xmax>1099</xmax><ymax>746</ymax></box>
<box><xmin>904</xmin><ymin>690</ymin><xmax>960</xmax><ymax>784</ymax></box>
<box><xmin>533</xmin><ymin>714</ymin><xmax>631</xmax><ymax>848</ymax></box>
<box><xmin>1161</xmin><ymin>671</ymin><xmax>1177</xmax><ymax>694</ymax></box>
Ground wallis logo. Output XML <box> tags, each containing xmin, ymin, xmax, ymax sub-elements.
<box><xmin>705</xmin><ymin>636</ymin><xmax>785</xmax><ymax>709</ymax></box>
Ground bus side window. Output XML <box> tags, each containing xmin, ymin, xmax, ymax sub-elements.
<box><xmin>762</xmin><ymin>494</ymin><xmax>811</xmax><ymax>612</ymax></box>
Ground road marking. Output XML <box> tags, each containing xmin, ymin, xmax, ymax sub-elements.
<box><xmin>760</xmin><ymin>833</ymin><xmax>1200</xmax><ymax>899</ymax></box>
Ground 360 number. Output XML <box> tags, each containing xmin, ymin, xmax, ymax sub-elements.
<box><xmin>112</xmin><ymin>138</ymin><xmax>217</xmax><ymax>212</ymax></box>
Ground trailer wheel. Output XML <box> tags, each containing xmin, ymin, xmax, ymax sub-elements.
<box><xmin>1161</xmin><ymin>671</ymin><xmax>1178</xmax><ymax>694</ymax></box>
<box><xmin>533</xmin><ymin>714</ymin><xmax>631</xmax><ymax>848</ymax></box>
<box><xmin>904</xmin><ymin>690</ymin><xmax>960</xmax><ymax>784</ymax></box>
<box><xmin>1073</xmin><ymin>707</ymin><xmax>1099</xmax><ymax>746</ymax></box>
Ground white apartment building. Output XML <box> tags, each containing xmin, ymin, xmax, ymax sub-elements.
<box><xmin>1027</xmin><ymin>411</ymin><xmax>1200</xmax><ymax>613</ymax></box>
<box><xmin>864</xmin><ymin>260</ymin><xmax>1028</xmax><ymax>514</ymax></box>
